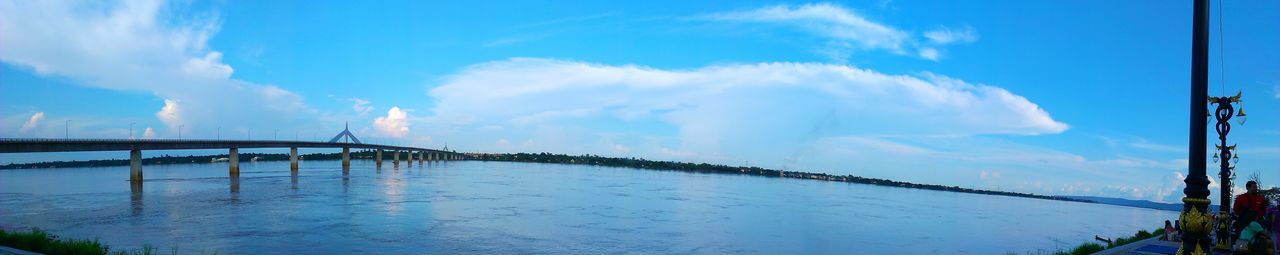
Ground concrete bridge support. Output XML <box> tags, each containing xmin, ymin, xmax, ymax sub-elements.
<box><xmin>393</xmin><ymin>150</ymin><xmax>400</xmax><ymax>167</ymax></box>
<box><xmin>229</xmin><ymin>148</ymin><xmax>239</xmax><ymax>176</ymax></box>
<box><xmin>407</xmin><ymin>151</ymin><xmax>414</xmax><ymax>167</ymax></box>
<box><xmin>376</xmin><ymin>149</ymin><xmax>383</xmax><ymax>168</ymax></box>
<box><xmin>418</xmin><ymin>150</ymin><xmax>424</xmax><ymax>165</ymax></box>
<box><xmin>290</xmin><ymin>147</ymin><xmax>299</xmax><ymax>174</ymax></box>
<box><xmin>341</xmin><ymin>147</ymin><xmax>350</xmax><ymax>168</ymax></box>
<box><xmin>130</xmin><ymin>149</ymin><xmax>142</xmax><ymax>182</ymax></box>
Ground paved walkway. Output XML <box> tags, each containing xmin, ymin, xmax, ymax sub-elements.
<box><xmin>1095</xmin><ymin>237</ymin><xmax>1230</xmax><ymax>255</ymax></box>
<box><xmin>0</xmin><ymin>245</ymin><xmax>40</xmax><ymax>255</ymax></box>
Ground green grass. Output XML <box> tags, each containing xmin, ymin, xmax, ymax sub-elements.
<box><xmin>1106</xmin><ymin>229</ymin><xmax>1164</xmax><ymax>249</ymax></box>
<box><xmin>1008</xmin><ymin>228</ymin><xmax>1166</xmax><ymax>255</ymax></box>
<box><xmin>0</xmin><ymin>228</ymin><xmax>108</xmax><ymax>255</ymax></box>
<box><xmin>0</xmin><ymin>228</ymin><xmax>199</xmax><ymax>255</ymax></box>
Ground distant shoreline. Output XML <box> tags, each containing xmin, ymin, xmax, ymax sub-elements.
<box><xmin>2</xmin><ymin>151</ymin><xmax>1092</xmax><ymax>204</ymax></box>
<box><xmin>469</xmin><ymin>153</ymin><xmax>1093</xmax><ymax>204</ymax></box>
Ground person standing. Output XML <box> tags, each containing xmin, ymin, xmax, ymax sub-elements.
<box><xmin>1233</xmin><ymin>181</ymin><xmax>1269</xmax><ymax>245</ymax></box>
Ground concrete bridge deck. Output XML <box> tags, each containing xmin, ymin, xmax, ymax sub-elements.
<box><xmin>0</xmin><ymin>138</ymin><xmax>467</xmax><ymax>182</ymax></box>
<box><xmin>0</xmin><ymin>138</ymin><xmax>433</xmax><ymax>153</ymax></box>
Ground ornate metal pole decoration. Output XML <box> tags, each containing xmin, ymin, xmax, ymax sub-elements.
<box><xmin>1179</xmin><ymin>0</ymin><xmax>1212</xmax><ymax>254</ymax></box>
<box><xmin>1210</xmin><ymin>91</ymin><xmax>1245</xmax><ymax>250</ymax></box>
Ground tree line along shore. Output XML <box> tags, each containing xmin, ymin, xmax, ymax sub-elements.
<box><xmin>1</xmin><ymin>151</ymin><xmax>1089</xmax><ymax>204</ymax></box>
<box><xmin>470</xmin><ymin>153</ymin><xmax>1092</xmax><ymax>203</ymax></box>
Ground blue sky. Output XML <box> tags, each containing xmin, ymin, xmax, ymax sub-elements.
<box><xmin>1</xmin><ymin>0</ymin><xmax>1278</xmax><ymax>203</ymax></box>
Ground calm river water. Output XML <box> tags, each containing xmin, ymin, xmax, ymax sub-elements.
<box><xmin>0</xmin><ymin>160</ymin><xmax>1176</xmax><ymax>254</ymax></box>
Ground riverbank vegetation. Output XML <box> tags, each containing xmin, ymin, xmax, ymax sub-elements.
<box><xmin>1</xmin><ymin>151</ymin><xmax>1089</xmax><ymax>203</ymax></box>
<box><xmin>0</xmin><ymin>228</ymin><xmax>167</xmax><ymax>255</ymax></box>
<box><xmin>1007</xmin><ymin>228</ymin><xmax>1164</xmax><ymax>255</ymax></box>
<box><xmin>471</xmin><ymin>153</ymin><xmax>1091</xmax><ymax>203</ymax></box>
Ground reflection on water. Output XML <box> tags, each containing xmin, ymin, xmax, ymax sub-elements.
<box><xmin>0</xmin><ymin>160</ymin><xmax>1178</xmax><ymax>254</ymax></box>
<box><xmin>229</xmin><ymin>176</ymin><xmax>240</xmax><ymax>202</ymax></box>
<box><xmin>130</xmin><ymin>181</ymin><xmax>142</xmax><ymax>216</ymax></box>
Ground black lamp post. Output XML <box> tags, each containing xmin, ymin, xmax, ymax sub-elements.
<box><xmin>1210</xmin><ymin>91</ymin><xmax>1245</xmax><ymax>249</ymax></box>
<box><xmin>1179</xmin><ymin>0</ymin><xmax>1213</xmax><ymax>253</ymax></box>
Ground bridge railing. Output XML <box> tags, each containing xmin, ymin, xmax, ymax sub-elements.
<box><xmin>0</xmin><ymin>138</ymin><xmax>451</xmax><ymax>153</ymax></box>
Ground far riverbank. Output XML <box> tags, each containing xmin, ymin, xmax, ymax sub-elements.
<box><xmin>2</xmin><ymin>151</ymin><xmax>1090</xmax><ymax>204</ymax></box>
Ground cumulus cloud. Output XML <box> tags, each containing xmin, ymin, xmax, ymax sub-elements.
<box><xmin>431</xmin><ymin>58</ymin><xmax>1066</xmax><ymax>135</ymax></box>
<box><xmin>426</xmin><ymin>58</ymin><xmax>1068</xmax><ymax>166</ymax></box>
<box><xmin>0</xmin><ymin>0</ymin><xmax>313</xmax><ymax>136</ymax></box>
<box><xmin>373</xmin><ymin>107</ymin><xmax>410</xmax><ymax>137</ymax></box>
<box><xmin>700</xmin><ymin>3</ymin><xmax>977</xmax><ymax>61</ymax></box>
<box><xmin>19</xmin><ymin>112</ymin><xmax>44</xmax><ymax>133</ymax></box>
<box><xmin>142</xmin><ymin>127</ymin><xmax>155</xmax><ymax>138</ymax></box>
<box><xmin>156</xmin><ymin>99</ymin><xmax>182</xmax><ymax>129</ymax></box>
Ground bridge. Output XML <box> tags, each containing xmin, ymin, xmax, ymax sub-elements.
<box><xmin>0</xmin><ymin>125</ymin><xmax>467</xmax><ymax>183</ymax></box>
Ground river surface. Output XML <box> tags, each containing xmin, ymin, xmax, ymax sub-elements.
<box><xmin>0</xmin><ymin>160</ymin><xmax>1177</xmax><ymax>254</ymax></box>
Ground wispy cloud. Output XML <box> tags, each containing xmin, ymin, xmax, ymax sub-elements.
<box><xmin>1128</xmin><ymin>139</ymin><xmax>1187</xmax><ymax>154</ymax></box>
<box><xmin>484</xmin><ymin>12</ymin><xmax>622</xmax><ymax>48</ymax></box>
<box><xmin>510</xmin><ymin>12</ymin><xmax>621</xmax><ymax>31</ymax></box>
<box><xmin>698</xmin><ymin>3</ymin><xmax>977</xmax><ymax>61</ymax></box>
<box><xmin>346</xmin><ymin>98</ymin><xmax>374</xmax><ymax>115</ymax></box>
<box><xmin>701</xmin><ymin>3</ymin><xmax>908</xmax><ymax>52</ymax></box>
<box><xmin>917</xmin><ymin>47</ymin><xmax>940</xmax><ymax>61</ymax></box>
<box><xmin>924</xmin><ymin>26</ymin><xmax>979</xmax><ymax>45</ymax></box>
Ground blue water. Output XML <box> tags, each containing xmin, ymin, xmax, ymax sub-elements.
<box><xmin>0</xmin><ymin>160</ymin><xmax>1177</xmax><ymax>254</ymax></box>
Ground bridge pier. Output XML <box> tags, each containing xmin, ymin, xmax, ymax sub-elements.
<box><xmin>419</xmin><ymin>150</ymin><xmax>425</xmax><ymax>164</ymax></box>
<box><xmin>407</xmin><ymin>151</ymin><xmax>414</xmax><ymax>167</ymax></box>
<box><xmin>130</xmin><ymin>149</ymin><xmax>142</xmax><ymax>182</ymax></box>
<box><xmin>393</xmin><ymin>150</ymin><xmax>400</xmax><ymax>167</ymax></box>
<box><xmin>376</xmin><ymin>149</ymin><xmax>383</xmax><ymax>168</ymax></box>
<box><xmin>229</xmin><ymin>148</ymin><xmax>239</xmax><ymax>177</ymax></box>
<box><xmin>289</xmin><ymin>147</ymin><xmax>298</xmax><ymax>174</ymax></box>
<box><xmin>341</xmin><ymin>147</ymin><xmax>350</xmax><ymax>168</ymax></box>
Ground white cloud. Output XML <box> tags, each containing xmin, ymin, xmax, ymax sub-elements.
<box><xmin>0</xmin><ymin>0</ymin><xmax>314</xmax><ymax>137</ymax></box>
<box><xmin>1128</xmin><ymin>139</ymin><xmax>1186</xmax><ymax>154</ymax></box>
<box><xmin>924</xmin><ymin>26</ymin><xmax>979</xmax><ymax>45</ymax></box>
<box><xmin>19</xmin><ymin>112</ymin><xmax>44</xmax><ymax>133</ymax></box>
<box><xmin>373</xmin><ymin>107</ymin><xmax>410</xmax><ymax>137</ymax></box>
<box><xmin>699</xmin><ymin>3</ymin><xmax>978</xmax><ymax>61</ymax></box>
<box><xmin>142</xmin><ymin>127</ymin><xmax>155</xmax><ymax>138</ymax></box>
<box><xmin>418</xmin><ymin>58</ymin><xmax>1231</xmax><ymax>201</ymax></box>
<box><xmin>347</xmin><ymin>98</ymin><xmax>374</xmax><ymax>115</ymax></box>
<box><xmin>918</xmin><ymin>47</ymin><xmax>940</xmax><ymax>61</ymax></box>
<box><xmin>979</xmin><ymin>170</ymin><xmax>1002</xmax><ymax>180</ymax></box>
<box><xmin>702</xmin><ymin>3</ymin><xmax>908</xmax><ymax>52</ymax></box>
<box><xmin>156</xmin><ymin>99</ymin><xmax>182</xmax><ymax>129</ymax></box>
<box><xmin>612</xmin><ymin>143</ymin><xmax>631</xmax><ymax>153</ymax></box>
<box><xmin>426</xmin><ymin>58</ymin><xmax>1068</xmax><ymax>165</ymax></box>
